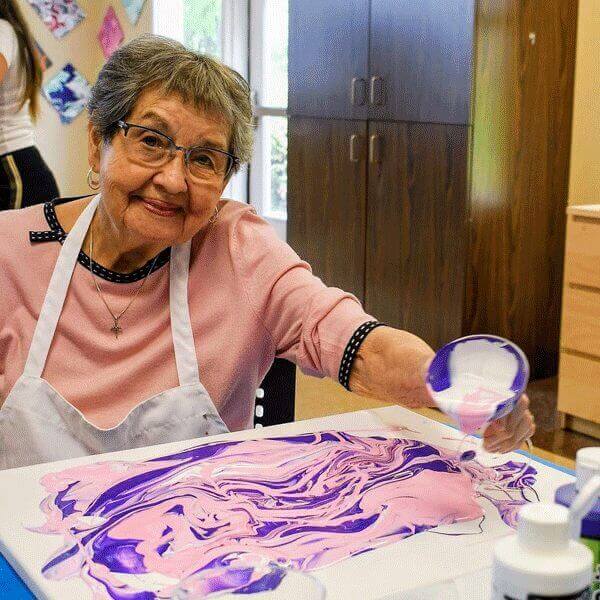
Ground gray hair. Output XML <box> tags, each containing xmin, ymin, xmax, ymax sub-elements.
<box><xmin>87</xmin><ymin>34</ymin><xmax>254</xmax><ymax>173</ymax></box>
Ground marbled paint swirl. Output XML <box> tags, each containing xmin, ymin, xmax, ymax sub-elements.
<box><xmin>32</xmin><ymin>432</ymin><xmax>537</xmax><ymax>598</ymax></box>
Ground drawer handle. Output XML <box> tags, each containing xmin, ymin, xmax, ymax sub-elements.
<box><xmin>370</xmin><ymin>76</ymin><xmax>385</xmax><ymax>106</ymax></box>
<box><xmin>369</xmin><ymin>134</ymin><xmax>382</xmax><ymax>163</ymax></box>
<box><xmin>349</xmin><ymin>134</ymin><xmax>362</xmax><ymax>162</ymax></box>
<box><xmin>350</xmin><ymin>77</ymin><xmax>367</xmax><ymax>106</ymax></box>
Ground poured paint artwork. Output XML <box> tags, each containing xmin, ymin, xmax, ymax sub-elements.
<box><xmin>32</xmin><ymin>432</ymin><xmax>537</xmax><ymax>598</ymax></box>
<box><xmin>27</xmin><ymin>0</ymin><xmax>85</xmax><ymax>39</ymax></box>
<box><xmin>43</xmin><ymin>63</ymin><xmax>91</xmax><ymax>124</ymax></box>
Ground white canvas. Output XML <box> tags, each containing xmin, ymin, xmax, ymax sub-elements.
<box><xmin>0</xmin><ymin>406</ymin><xmax>573</xmax><ymax>599</ymax></box>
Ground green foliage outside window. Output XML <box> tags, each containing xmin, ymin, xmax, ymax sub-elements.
<box><xmin>181</xmin><ymin>1</ymin><xmax>288</xmax><ymax>218</ymax></box>
<box><xmin>183</xmin><ymin>0</ymin><xmax>221</xmax><ymax>57</ymax></box>
<box><xmin>270</xmin><ymin>118</ymin><xmax>288</xmax><ymax>216</ymax></box>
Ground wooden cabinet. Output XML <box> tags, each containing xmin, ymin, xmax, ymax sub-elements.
<box><xmin>562</xmin><ymin>287</ymin><xmax>600</xmax><ymax>357</ymax></box>
<box><xmin>369</xmin><ymin>0</ymin><xmax>475</xmax><ymax>124</ymax></box>
<box><xmin>558</xmin><ymin>206</ymin><xmax>600</xmax><ymax>432</ymax></box>
<box><xmin>288</xmin><ymin>0</ymin><xmax>474</xmax><ymax>124</ymax></box>
<box><xmin>563</xmin><ymin>212</ymin><xmax>600</xmax><ymax>289</ymax></box>
<box><xmin>365</xmin><ymin>122</ymin><xmax>469</xmax><ymax>350</ymax></box>
<box><xmin>287</xmin><ymin>0</ymin><xmax>577</xmax><ymax>378</ymax></box>
<box><xmin>464</xmin><ymin>0</ymin><xmax>578</xmax><ymax>378</ymax></box>
<box><xmin>288</xmin><ymin>0</ymin><xmax>369</xmax><ymax>119</ymax></box>
<box><xmin>287</xmin><ymin>117</ymin><xmax>367</xmax><ymax>300</ymax></box>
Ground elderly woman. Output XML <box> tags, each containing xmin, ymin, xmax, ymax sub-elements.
<box><xmin>0</xmin><ymin>36</ymin><xmax>534</xmax><ymax>470</ymax></box>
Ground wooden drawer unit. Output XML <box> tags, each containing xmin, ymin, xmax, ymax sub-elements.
<box><xmin>558</xmin><ymin>205</ymin><xmax>600</xmax><ymax>434</ymax></box>
<box><xmin>558</xmin><ymin>352</ymin><xmax>600</xmax><ymax>423</ymax></box>
<box><xmin>564</xmin><ymin>214</ymin><xmax>600</xmax><ymax>289</ymax></box>
<box><xmin>562</xmin><ymin>287</ymin><xmax>600</xmax><ymax>356</ymax></box>
<box><xmin>558</xmin><ymin>352</ymin><xmax>600</xmax><ymax>426</ymax></box>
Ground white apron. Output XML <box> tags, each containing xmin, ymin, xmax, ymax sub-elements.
<box><xmin>0</xmin><ymin>194</ymin><xmax>229</xmax><ymax>470</ymax></box>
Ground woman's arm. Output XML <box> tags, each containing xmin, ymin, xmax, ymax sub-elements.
<box><xmin>348</xmin><ymin>326</ymin><xmax>435</xmax><ymax>408</ymax></box>
<box><xmin>348</xmin><ymin>326</ymin><xmax>535</xmax><ymax>453</ymax></box>
<box><xmin>233</xmin><ymin>208</ymin><xmax>534</xmax><ymax>452</ymax></box>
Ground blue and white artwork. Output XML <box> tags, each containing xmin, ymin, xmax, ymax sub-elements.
<box><xmin>121</xmin><ymin>0</ymin><xmax>146</xmax><ymax>25</ymax></box>
<box><xmin>43</xmin><ymin>64</ymin><xmax>91</xmax><ymax>125</ymax></box>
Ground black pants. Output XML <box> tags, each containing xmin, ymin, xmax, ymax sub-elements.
<box><xmin>0</xmin><ymin>146</ymin><xmax>60</xmax><ymax>211</ymax></box>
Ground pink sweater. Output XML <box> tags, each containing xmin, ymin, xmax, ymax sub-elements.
<box><xmin>0</xmin><ymin>200</ymin><xmax>372</xmax><ymax>431</ymax></box>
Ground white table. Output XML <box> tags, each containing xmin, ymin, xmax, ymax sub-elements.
<box><xmin>0</xmin><ymin>406</ymin><xmax>573</xmax><ymax>600</ymax></box>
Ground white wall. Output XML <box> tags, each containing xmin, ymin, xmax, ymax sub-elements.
<box><xmin>568</xmin><ymin>0</ymin><xmax>600</xmax><ymax>205</ymax></box>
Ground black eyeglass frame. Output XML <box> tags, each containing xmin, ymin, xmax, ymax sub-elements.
<box><xmin>115</xmin><ymin>120</ymin><xmax>240</xmax><ymax>179</ymax></box>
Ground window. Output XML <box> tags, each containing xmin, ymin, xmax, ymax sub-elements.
<box><xmin>153</xmin><ymin>0</ymin><xmax>247</xmax><ymax>73</ymax></box>
<box><xmin>153</xmin><ymin>1</ymin><xmax>289</xmax><ymax>239</ymax></box>
<box><xmin>153</xmin><ymin>0</ymin><xmax>248</xmax><ymax>204</ymax></box>
<box><xmin>182</xmin><ymin>1</ymin><xmax>222</xmax><ymax>57</ymax></box>
<box><xmin>249</xmin><ymin>0</ymin><xmax>289</xmax><ymax>239</ymax></box>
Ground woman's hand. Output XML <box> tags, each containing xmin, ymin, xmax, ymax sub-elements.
<box><xmin>348</xmin><ymin>326</ymin><xmax>536</xmax><ymax>454</ymax></box>
<box><xmin>482</xmin><ymin>395</ymin><xmax>536</xmax><ymax>454</ymax></box>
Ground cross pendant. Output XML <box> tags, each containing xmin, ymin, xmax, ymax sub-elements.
<box><xmin>111</xmin><ymin>320</ymin><xmax>122</xmax><ymax>339</ymax></box>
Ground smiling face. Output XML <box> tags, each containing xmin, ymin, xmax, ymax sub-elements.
<box><xmin>88</xmin><ymin>87</ymin><xmax>231</xmax><ymax>249</ymax></box>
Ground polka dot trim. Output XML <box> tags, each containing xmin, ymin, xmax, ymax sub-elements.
<box><xmin>44</xmin><ymin>200</ymin><xmax>61</xmax><ymax>230</ymax></box>
<box><xmin>338</xmin><ymin>321</ymin><xmax>386</xmax><ymax>391</ymax></box>
<box><xmin>29</xmin><ymin>200</ymin><xmax>170</xmax><ymax>284</ymax></box>
<box><xmin>29</xmin><ymin>230</ymin><xmax>64</xmax><ymax>243</ymax></box>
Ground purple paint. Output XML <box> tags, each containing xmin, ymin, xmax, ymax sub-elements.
<box><xmin>31</xmin><ymin>432</ymin><xmax>537</xmax><ymax>598</ymax></box>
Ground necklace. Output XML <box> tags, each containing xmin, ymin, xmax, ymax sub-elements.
<box><xmin>89</xmin><ymin>226</ymin><xmax>160</xmax><ymax>339</ymax></box>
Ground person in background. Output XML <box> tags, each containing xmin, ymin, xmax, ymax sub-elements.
<box><xmin>0</xmin><ymin>0</ymin><xmax>59</xmax><ymax>210</ymax></box>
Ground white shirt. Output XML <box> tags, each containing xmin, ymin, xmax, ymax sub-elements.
<box><xmin>0</xmin><ymin>19</ymin><xmax>35</xmax><ymax>156</ymax></box>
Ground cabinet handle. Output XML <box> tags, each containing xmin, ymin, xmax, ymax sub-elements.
<box><xmin>369</xmin><ymin>134</ymin><xmax>382</xmax><ymax>163</ymax></box>
<box><xmin>349</xmin><ymin>134</ymin><xmax>361</xmax><ymax>162</ymax></box>
<box><xmin>350</xmin><ymin>77</ymin><xmax>367</xmax><ymax>106</ymax></box>
<box><xmin>370</xmin><ymin>76</ymin><xmax>385</xmax><ymax>106</ymax></box>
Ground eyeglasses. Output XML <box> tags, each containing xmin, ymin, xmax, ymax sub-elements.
<box><xmin>115</xmin><ymin>120</ymin><xmax>239</xmax><ymax>181</ymax></box>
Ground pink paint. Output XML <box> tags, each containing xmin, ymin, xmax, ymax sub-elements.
<box><xmin>453</xmin><ymin>387</ymin><xmax>510</xmax><ymax>434</ymax></box>
<box><xmin>31</xmin><ymin>432</ymin><xmax>537</xmax><ymax>598</ymax></box>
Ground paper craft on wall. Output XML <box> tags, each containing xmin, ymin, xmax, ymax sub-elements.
<box><xmin>34</xmin><ymin>42</ymin><xmax>53</xmax><ymax>72</ymax></box>
<box><xmin>31</xmin><ymin>431</ymin><xmax>537</xmax><ymax>598</ymax></box>
<box><xmin>43</xmin><ymin>63</ymin><xmax>91</xmax><ymax>125</ymax></box>
<box><xmin>98</xmin><ymin>6</ymin><xmax>124</xmax><ymax>59</ymax></box>
<box><xmin>26</xmin><ymin>0</ymin><xmax>85</xmax><ymax>39</ymax></box>
<box><xmin>121</xmin><ymin>0</ymin><xmax>146</xmax><ymax>25</ymax></box>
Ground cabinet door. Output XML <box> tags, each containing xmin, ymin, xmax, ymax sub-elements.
<box><xmin>288</xmin><ymin>0</ymin><xmax>369</xmax><ymax>119</ymax></box>
<box><xmin>287</xmin><ymin>117</ymin><xmax>367</xmax><ymax>301</ymax></box>
<box><xmin>365</xmin><ymin>121</ymin><xmax>469</xmax><ymax>350</ymax></box>
<box><xmin>465</xmin><ymin>0</ymin><xmax>577</xmax><ymax>378</ymax></box>
<box><xmin>369</xmin><ymin>0</ymin><xmax>475</xmax><ymax>124</ymax></box>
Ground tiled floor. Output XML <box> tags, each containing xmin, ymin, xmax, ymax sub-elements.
<box><xmin>295</xmin><ymin>372</ymin><xmax>598</xmax><ymax>470</ymax></box>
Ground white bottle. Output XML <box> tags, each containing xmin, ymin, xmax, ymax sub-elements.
<box><xmin>491</xmin><ymin>502</ymin><xmax>593</xmax><ymax>599</ymax></box>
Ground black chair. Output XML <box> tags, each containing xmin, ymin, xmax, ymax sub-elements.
<box><xmin>253</xmin><ymin>359</ymin><xmax>296</xmax><ymax>428</ymax></box>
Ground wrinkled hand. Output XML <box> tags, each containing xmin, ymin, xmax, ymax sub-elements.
<box><xmin>482</xmin><ymin>395</ymin><xmax>536</xmax><ymax>453</ymax></box>
<box><xmin>348</xmin><ymin>327</ymin><xmax>536</xmax><ymax>455</ymax></box>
